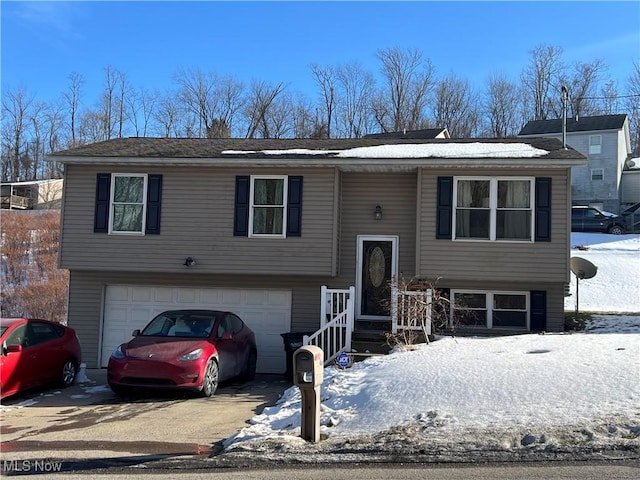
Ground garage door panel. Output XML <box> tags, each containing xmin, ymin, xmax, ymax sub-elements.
<box><xmin>103</xmin><ymin>286</ymin><xmax>292</xmax><ymax>374</ymax></box>
<box><xmin>106</xmin><ymin>286</ymin><xmax>129</xmax><ymax>302</ymax></box>
<box><xmin>221</xmin><ymin>290</ymin><xmax>242</xmax><ymax>304</ymax></box>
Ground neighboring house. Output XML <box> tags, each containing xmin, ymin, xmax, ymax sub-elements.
<box><xmin>0</xmin><ymin>179</ymin><xmax>64</xmax><ymax>210</ymax></box>
<box><xmin>364</xmin><ymin>128</ymin><xmax>450</xmax><ymax>139</ymax></box>
<box><xmin>48</xmin><ymin>137</ymin><xmax>585</xmax><ymax>373</ymax></box>
<box><xmin>621</xmin><ymin>157</ymin><xmax>640</xmax><ymax>205</ymax></box>
<box><xmin>518</xmin><ymin>114</ymin><xmax>632</xmax><ymax>213</ymax></box>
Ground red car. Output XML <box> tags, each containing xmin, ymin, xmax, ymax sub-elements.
<box><xmin>107</xmin><ymin>310</ymin><xmax>257</xmax><ymax>397</ymax></box>
<box><xmin>0</xmin><ymin>318</ymin><xmax>82</xmax><ymax>400</ymax></box>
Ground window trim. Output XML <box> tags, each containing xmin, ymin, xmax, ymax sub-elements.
<box><xmin>451</xmin><ymin>290</ymin><xmax>530</xmax><ymax>330</ymax></box>
<box><xmin>452</xmin><ymin>176</ymin><xmax>535</xmax><ymax>242</ymax></box>
<box><xmin>589</xmin><ymin>135</ymin><xmax>602</xmax><ymax>155</ymax></box>
<box><xmin>248</xmin><ymin>175</ymin><xmax>288</xmax><ymax>238</ymax></box>
<box><xmin>108</xmin><ymin>173</ymin><xmax>148</xmax><ymax>235</ymax></box>
<box><xmin>590</xmin><ymin>168</ymin><xmax>604</xmax><ymax>181</ymax></box>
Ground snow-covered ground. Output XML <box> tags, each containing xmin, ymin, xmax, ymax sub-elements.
<box><xmin>222</xmin><ymin>233</ymin><xmax>640</xmax><ymax>462</ymax></box>
<box><xmin>565</xmin><ymin>232</ymin><xmax>640</xmax><ymax>313</ymax></box>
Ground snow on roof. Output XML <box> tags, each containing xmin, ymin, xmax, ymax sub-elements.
<box><xmin>222</xmin><ymin>143</ymin><xmax>550</xmax><ymax>159</ymax></box>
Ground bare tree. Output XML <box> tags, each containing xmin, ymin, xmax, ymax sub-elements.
<box><xmin>27</xmin><ymin>101</ymin><xmax>49</xmax><ymax>180</ymax></box>
<box><xmin>521</xmin><ymin>45</ymin><xmax>565</xmax><ymax>120</ymax></box>
<box><xmin>433</xmin><ymin>74</ymin><xmax>479</xmax><ymax>138</ymax></box>
<box><xmin>127</xmin><ymin>87</ymin><xmax>158</xmax><ymax>137</ymax></box>
<box><xmin>243</xmin><ymin>81</ymin><xmax>286</xmax><ymax>138</ymax></box>
<box><xmin>100</xmin><ymin>65</ymin><xmax>120</xmax><ymax>139</ymax></box>
<box><xmin>375</xmin><ymin>47</ymin><xmax>435</xmax><ymax>132</ymax></box>
<box><xmin>311</xmin><ymin>64</ymin><xmax>337</xmax><ymax>138</ymax></box>
<box><xmin>43</xmin><ymin>101</ymin><xmax>64</xmax><ymax>177</ymax></box>
<box><xmin>558</xmin><ymin>59</ymin><xmax>607</xmax><ymax>118</ymax></box>
<box><xmin>484</xmin><ymin>73</ymin><xmax>521</xmax><ymax>137</ymax></box>
<box><xmin>153</xmin><ymin>91</ymin><xmax>182</xmax><ymax>137</ymax></box>
<box><xmin>625</xmin><ymin>62</ymin><xmax>640</xmax><ymax>156</ymax></box>
<box><xmin>290</xmin><ymin>93</ymin><xmax>315</xmax><ymax>139</ymax></box>
<box><xmin>1</xmin><ymin>86</ymin><xmax>34</xmax><ymax>181</ymax></box>
<box><xmin>335</xmin><ymin>62</ymin><xmax>375</xmax><ymax>138</ymax></box>
<box><xmin>62</xmin><ymin>72</ymin><xmax>84</xmax><ymax>147</ymax></box>
<box><xmin>115</xmin><ymin>69</ymin><xmax>130</xmax><ymax>138</ymax></box>
<box><xmin>78</xmin><ymin>109</ymin><xmax>107</xmax><ymax>144</ymax></box>
<box><xmin>174</xmin><ymin>68</ymin><xmax>244</xmax><ymax>138</ymax></box>
<box><xmin>600</xmin><ymin>80</ymin><xmax>620</xmax><ymax>115</ymax></box>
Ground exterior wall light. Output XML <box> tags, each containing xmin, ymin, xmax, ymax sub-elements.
<box><xmin>374</xmin><ymin>204</ymin><xmax>383</xmax><ymax>221</ymax></box>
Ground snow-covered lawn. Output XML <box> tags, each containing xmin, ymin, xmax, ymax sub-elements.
<box><xmin>566</xmin><ymin>232</ymin><xmax>640</xmax><ymax>313</ymax></box>
<box><xmin>223</xmin><ymin>233</ymin><xmax>640</xmax><ymax>459</ymax></box>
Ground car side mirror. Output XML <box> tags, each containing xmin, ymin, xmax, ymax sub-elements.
<box><xmin>132</xmin><ymin>329</ymin><xmax>141</xmax><ymax>336</ymax></box>
<box><xmin>6</xmin><ymin>344</ymin><xmax>22</xmax><ymax>354</ymax></box>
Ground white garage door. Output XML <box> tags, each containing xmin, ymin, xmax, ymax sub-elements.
<box><xmin>102</xmin><ymin>285</ymin><xmax>291</xmax><ymax>374</ymax></box>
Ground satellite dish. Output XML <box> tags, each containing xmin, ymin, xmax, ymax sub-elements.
<box><xmin>570</xmin><ymin>257</ymin><xmax>598</xmax><ymax>316</ymax></box>
<box><xmin>570</xmin><ymin>257</ymin><xmax>597</xmax><ymax>280</ymax></box>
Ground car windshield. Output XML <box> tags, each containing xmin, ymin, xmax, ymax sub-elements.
<box><xmin>141</xmin><ymin>312</ymin><xmax>216</xmax><ymax>338</ymax></box>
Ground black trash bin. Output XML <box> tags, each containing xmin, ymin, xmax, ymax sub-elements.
<box><xmin>281</xmin><ymin>332</ymin><xmax>312</xmax><ymax>382</ymax></box>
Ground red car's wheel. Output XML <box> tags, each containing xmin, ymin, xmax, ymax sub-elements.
<box><xmin>60</xmin><ymin>359</ymin><xmax>78</xmax><ymax>388</ymax></box>
<box><xmin>200</xmin><ymin>360</ymin><xmax>219</xmax><ymax>397</ymax></box>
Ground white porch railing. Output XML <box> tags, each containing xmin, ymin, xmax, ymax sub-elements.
<box><xmin>391</xmin><ymin>286</ymin><xmax>432</xmax><ymax>336</ymax></box>
<box><xmin>305</xmin><ymin>286</ymin><xmax>355</xmax><ymax>365</ymax></box>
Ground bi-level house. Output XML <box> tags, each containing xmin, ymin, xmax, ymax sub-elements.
<box><xmin>518</xmin><ymin>114</ymin><xmax>632</xmax><ymax>213</ymax></box>
<box><xmin>49</xmin><ymin>137</ymin><xmax>585</xmax><ymax>374</ymax></box>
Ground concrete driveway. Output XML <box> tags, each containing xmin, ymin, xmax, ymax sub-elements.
<box><xmin>0</xmin><ymin>368</ymin><xmax>291</xmax><ymax>462</ymax></box>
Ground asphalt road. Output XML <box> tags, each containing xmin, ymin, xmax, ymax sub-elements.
<box><xmin>3</xmin><ymin>461</ymin><xmax>640</xmax><ymax>479</ymax></box>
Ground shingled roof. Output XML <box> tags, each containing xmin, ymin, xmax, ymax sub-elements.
<box><xmin>49</xmin><ymin>136</ymin><xmax>584</xmax><ymax>161</ymax></box>
<box><xmin>518</xmin><ymin>114</ymin><xmax>628</xmax><ymax>136</ymax></box>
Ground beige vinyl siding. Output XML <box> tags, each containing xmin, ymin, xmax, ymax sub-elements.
<box><xmin>418</xmin><ymin>168</ymin><xmax>571</xmax><ymax>283</ymax></box>
<box><xmin>68</xmin><ymin>270</ymin><xmax>332</xmax><ymax>368</ymax></box>
<box><xmin>335</xmin><ymin>172</ymin><xmax>417</xmax><ymax>285</ymax></box>
<box><xmin>60</xmin><ymin>165</ymin><xmax>337</xmax><ymax>275</ymax></box>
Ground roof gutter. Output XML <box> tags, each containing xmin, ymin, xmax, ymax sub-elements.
<box><xmin>47</xmin><ymin>155</ymin><xmax>588</xmax><ymax>170</ymax></box>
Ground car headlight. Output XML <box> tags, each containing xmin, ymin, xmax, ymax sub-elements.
<box><xmin>179</xmin><ymin>348</ymin><xmax>203</xmax><ymax>362</ymax></box>
<box><xmin>111</xmin><ymin>345</ymin><xmax>125</xmax><ymax>359</ymax></box>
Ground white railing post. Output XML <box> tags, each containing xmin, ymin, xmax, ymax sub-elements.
<box><xmin>320</xmin><ymin>285</ymin><xmax>328</xmax><ymax>328</ymax></box>
<box><xmin>425</xmin><ymin>289</ymin><xmax>433</xmax><ymax>336</ymax></box>
<box><xmin>345</xmin><ymin>297</ymin><xmax>353</xmax><ymax>352</ymax></box>
<box><xmin>391</xmin><ymin>282</ymin><xmax>398</xmax><ymax>333</ymax></box>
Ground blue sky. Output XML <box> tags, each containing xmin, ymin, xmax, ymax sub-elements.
<box><xmin>2</xmin><ymin>1</ymin><xmax>639</xmax><ymax>105</ymax></box>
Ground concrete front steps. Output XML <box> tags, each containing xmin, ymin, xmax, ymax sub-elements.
<box><xmin>349</xmin><ymin>320</ymin><xmax>435</xmax><ymax>362</ymax></box>
<box><xmin>350</xmin><ymin>321</ymin><xmax>392</xmax><ymax>361</ymax></box>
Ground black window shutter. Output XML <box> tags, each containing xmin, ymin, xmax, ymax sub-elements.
<box><xmin>535</xmin><ymin>177</ymin><xmax>552</xmax><ymax>242</ymax></box>
<box><xmin>436</xmin><ymin>176</ymin><xmax>453</xmax><ymax>239</ymax></box>
<box><xmin>94</xmin><ymin>173</ymin><xmax>111</xmax><ymax>233</ymax></box>
<box><xmin>234</xmin><ymin>176</ymin><xmax>250</xmax><ymax>236</ymax></box>
<box><xmin>286</xmin><ymin>176</ymin><xmax>303</xmax><ymax>237</ymax></box>
<box><xmin>145</xmin><ymin>174</ymin><xmax>162</xmax><ymax>234</ymax></box>
<box><xmin>530</xmin><ymin>290</ymin><xmax>547</xmax><ymax>331</ymax></box>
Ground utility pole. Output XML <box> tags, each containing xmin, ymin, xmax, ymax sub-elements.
<box><xmin>561</xmin><ymin>86</ymin><xmax>569</xmax><ymax>149</ymax></box>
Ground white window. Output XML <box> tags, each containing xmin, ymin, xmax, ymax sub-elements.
<box><xmin>589</xmin><ymin>135</ymin><xmax>602</xmax><ymax>155</ymax></box>
<box><xmin>591</xmin><ymin>168</ymin><xmax>604</xmax><ymax>181</ymax></box>
<box><xmin>453</xmin><ymin>177</ymin><xmax>533</xmax><ymax>241</ymax></box>
<box><xmin>109</xmin><ymin>174</ymin><xmax>147</xmax><ymax>234</ymax></box>
<box><xmin>249</xmin><ymin>175</ymin><xmax>287</xmax><ymax>237</ymax></box>
<box><xmin>451</xmin><ymin>291</ymin><xmax>529</xmax><ymax>329</ymax></box>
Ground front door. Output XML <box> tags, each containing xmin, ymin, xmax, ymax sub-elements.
<box><xmin>356</xmin><ymin>235</ymin><xmax>398</xmax><ymax>320</ymax></box>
